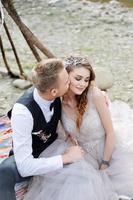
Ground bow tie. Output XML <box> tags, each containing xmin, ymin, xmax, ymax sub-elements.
<box><xmin>50</xmin><ymin>101</ymin><xmax>55</xmax><ymax>111</ymax></box>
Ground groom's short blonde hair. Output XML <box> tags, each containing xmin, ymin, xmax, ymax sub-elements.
<box><xmin>31</xmin><ymin>58</ymin><xmax>64</xmax><ymax>93</ymax></box>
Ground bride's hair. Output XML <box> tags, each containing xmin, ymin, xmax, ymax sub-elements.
<box><xmin>65</xmin><ymin>56</ymin><xmax>95</xmax><ymax>130</ymax></box>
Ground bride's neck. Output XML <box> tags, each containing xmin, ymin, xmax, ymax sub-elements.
<box><xmin>63</xmin><ymin>89</ymin><xmax>76</xmax><ymax>105</ymax></box>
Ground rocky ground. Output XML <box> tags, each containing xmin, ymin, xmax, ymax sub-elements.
<box><xmin>0</xmin><ymin>0</ymin><xmax>133</xmax><ymax>115</ymax></box>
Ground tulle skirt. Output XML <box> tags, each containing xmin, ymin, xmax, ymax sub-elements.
<box><xmin>107</xmin><ymin>101</ymin><xmax>133</xmax><ymax>197</ymax></box>
<box><xmin>24</xmin><ymin>139</ymin><xmax>118</xmax><ymax>200</ymax></box>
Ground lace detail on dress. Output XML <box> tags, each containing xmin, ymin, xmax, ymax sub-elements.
<box><xmin>62</xmin><ymin>88</ymin><xmax>105</xmax><ymax>144</ymax></box>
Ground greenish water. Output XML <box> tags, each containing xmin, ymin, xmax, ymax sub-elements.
<box><xmin>90</xmin><ymin>0</ymin><xmax>133</xmax><ymax>8</ymax></box>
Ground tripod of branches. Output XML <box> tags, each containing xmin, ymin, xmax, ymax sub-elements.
<box><xmin>0</xmin><ymin>0</ymin><xmax>55</xmax><ymax>79</ymax></box>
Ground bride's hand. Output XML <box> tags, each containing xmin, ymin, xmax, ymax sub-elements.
<box><xmin>99</xmin><ymin>164</ymin><xmax>108</xmax><ymax>171</ymax></box>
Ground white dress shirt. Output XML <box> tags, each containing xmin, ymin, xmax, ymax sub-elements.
<box><xmin>11</xmin><ymin>88</ymin><xmax>63</xmax><ymax>177</ymax></box>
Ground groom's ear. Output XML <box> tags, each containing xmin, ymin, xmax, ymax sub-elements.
<box><xmin>50</xmin><ymin>88</ymin><xmax>58</xmax><ymax>97</ymax></box>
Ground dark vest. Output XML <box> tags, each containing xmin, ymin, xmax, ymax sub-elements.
<box><xmin>8</xmin><ymin>90</ymin><xmax>61</xmax><ymax>158</ymax></box>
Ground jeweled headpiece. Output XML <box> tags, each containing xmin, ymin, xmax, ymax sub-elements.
<box><xmin>65</xmin><ymin>56</ymin><xmax>88</xmax><ymax>68</ymax></box>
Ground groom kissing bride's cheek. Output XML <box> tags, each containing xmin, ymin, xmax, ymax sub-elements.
<box><xmin>0</xmin><ymin>57</ymin><xmax>133</xmax><ymax>200</ymax></box>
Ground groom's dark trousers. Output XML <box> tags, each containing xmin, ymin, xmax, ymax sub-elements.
<box><xmin>0</xmin><ymin>155</ymin><xmax>30</xmax><ymax>200</ymax></box>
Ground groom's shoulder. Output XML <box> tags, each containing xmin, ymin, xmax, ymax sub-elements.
<box><xmin>7</xmin><ymin>87</ymin><xmax>34</xmax><ymax>118</ymax></box>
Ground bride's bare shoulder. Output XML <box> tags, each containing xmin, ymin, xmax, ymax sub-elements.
<box><xmin>90</xmin><ymin>86</ymin><xmax>104</xmax><ymax>98</ymax></box>
<box><xmin>88</xmin><ymin>86</ymin><xmax>107</xmax><ymax>108</ymax></box>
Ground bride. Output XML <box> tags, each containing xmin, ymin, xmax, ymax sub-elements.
<box><xmin>24</xmin><ymin>56</ymin><xmax>133</xmax><ymax>200</ymax></box>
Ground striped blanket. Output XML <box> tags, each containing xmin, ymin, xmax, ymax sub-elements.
<box><xmin>0</xmin><ymin>116</ymin><xmax>28</xmax><ymax>200</ymax></box>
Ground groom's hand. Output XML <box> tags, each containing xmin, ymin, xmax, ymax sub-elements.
<box><xmin>101</xmin><ymin>91</ymin><xmax>110</xmax><ymax>107</ymax></box>
<box><xmin>62</xmin><ymin>146</ymin><xmax>84</xmax><ymax>165</ymax></box>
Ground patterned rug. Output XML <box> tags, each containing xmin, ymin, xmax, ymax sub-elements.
<box><xmin>0</xmin><ymin>116</ymin><xmax>28</xmax><ymax>200</ymax></box>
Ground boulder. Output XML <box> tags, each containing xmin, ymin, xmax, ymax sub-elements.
<box><xmin>13</xmin><ymin>79</ymin><xmax>32</xmax><ymax>90</ymax></box>
<box><xmin>94</xmin><ymin>68</ymin><xmax>114</xmax><ymax>90</ymax></box>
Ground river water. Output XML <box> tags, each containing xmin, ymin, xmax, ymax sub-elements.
<box><xmin>90</xmin><ymin>0</ymin><xmax>133</xmax><ymax>8</ymax></box>
<box><xmin>0</xmin><ymin>0</ymin><xmax>133</xmax><ymax>115</ymax></box>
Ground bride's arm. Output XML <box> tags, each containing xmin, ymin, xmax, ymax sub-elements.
<box><xmin>93</xmin><ymin>88</ymin><xmax>115</xmax><ymax>170</ymax></box>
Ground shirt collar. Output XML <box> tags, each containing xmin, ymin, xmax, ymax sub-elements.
<box><xmin>33</xmin><ymin>88</ymin><xmax>54</xmax><ymax>108</ymax></box>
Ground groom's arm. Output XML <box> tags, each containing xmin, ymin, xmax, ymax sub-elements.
<box><xmin>101</xmin><ymin>91</ymin><xmax>110</xmax><ymax>106</ymax></box>
<box><xmin>11</xmin><ymin>103</ymin><xmax>63</xmax><ymax>177</ymax></box>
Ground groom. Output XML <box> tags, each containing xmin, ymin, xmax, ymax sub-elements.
<box><xmin>0</xmin><ymin>58</ymin><xmax>84</xmax><ymax>200</ymax></box>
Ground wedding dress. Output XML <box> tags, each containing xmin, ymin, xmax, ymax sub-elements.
<box><xmin>24</xmin><ymin>88</ymin><xmax>133</xmax><ymax>199</ymax></box>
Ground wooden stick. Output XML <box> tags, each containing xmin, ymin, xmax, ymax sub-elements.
<box><xmin>21</xmin><ymin>31</ymin><xmax>41</xmax><ymax>62</ymax></box>
<box><xmin>0</xmin><ymin>36</ymin><xmax>18</xmax><ymax>78</ymax></box>
<box><xmin>1</xmin><ymin>0</ymin><xmax>55</xmax><ymax>59</ymax></box>
<box><xmin>3</xmin><ymin>21</ymin><xmax>26</xmax><ymax>78</ymax></box>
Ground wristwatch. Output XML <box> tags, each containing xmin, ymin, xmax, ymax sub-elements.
<box><xmin>101</xmin><ymin>159</ymin><xmax>110</xmax><ymax>166</ymax></box>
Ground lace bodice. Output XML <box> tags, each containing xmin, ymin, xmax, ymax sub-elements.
<box><xmin>62</xmin><ymin>89</ymin><xmax>105</xmax><ymax>154</ymax></box>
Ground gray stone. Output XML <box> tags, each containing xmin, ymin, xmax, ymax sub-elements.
<box><xmin>127</xmin><ymin>84</ymin><xmax>133</xmax><ymax>89</ymax></box>
<box><xmin>13</xmin><ymin>79</ymin><xmax>32</xmax><ymax>90</ymax></box>
<box><xmin>94</xmin><ymin>68</ymin><xmax>114</xmax><ymax>90</ymax></box>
